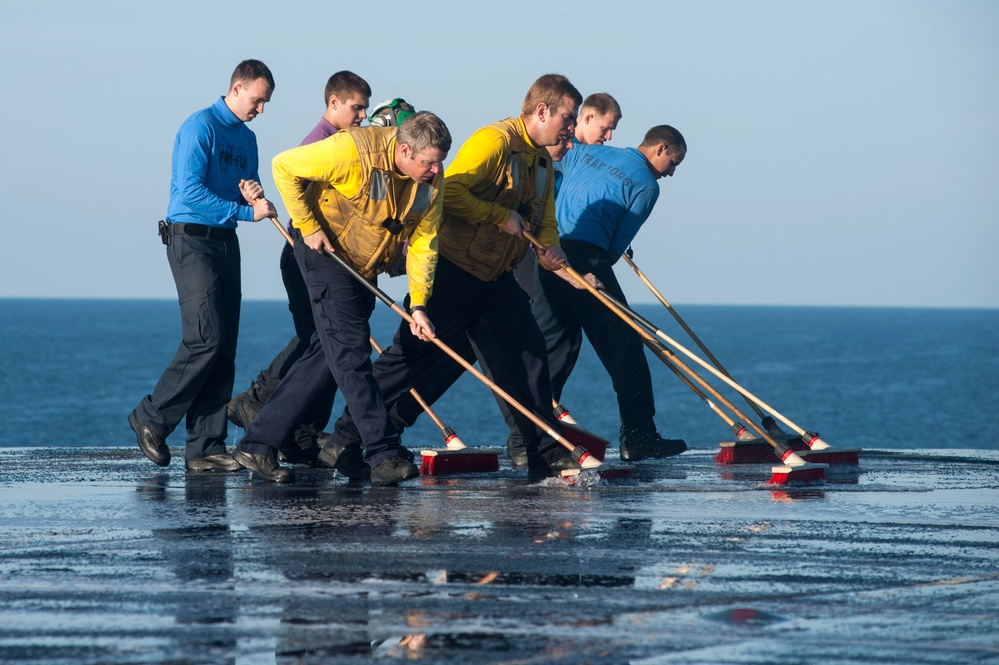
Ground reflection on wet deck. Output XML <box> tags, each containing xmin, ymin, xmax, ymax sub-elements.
<box><xmin>0</xmin><ymin>447</ymin><xmax>996</xmax><ymax>664</ymax></box>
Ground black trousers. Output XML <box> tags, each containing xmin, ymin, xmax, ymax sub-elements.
<box><xmin>532</xmin><ymin>240</ymin><xmax>658</xmax><ymax>437</ymax></box>
<box><xmin>135</xmin><ymin>228</ymin><xmax>241</xmax><ymax>459</ymax></box>
<box><xmin>330</xmin><ymin>256</ymin><xmax>568</xmax><ymax>466</ymax></box>
<box><xmin>240</xmin><ymin>241</ymin><xmax>335</xmax><ymax>446</ymax></box>
<box><xmin>238</xmin><ymin>229</ymin><xmax>401</xmax><ymax>467</ymax></box>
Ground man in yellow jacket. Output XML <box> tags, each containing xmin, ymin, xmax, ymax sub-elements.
<box><xmin>324</xmin><ymin>74</ymin><xmax>588</xmax><ymax>481</ymax></box>
<box><xmin>231</xmin><ymin>111</ymin><xmax>451</xmax><ymax>485</ymax></box>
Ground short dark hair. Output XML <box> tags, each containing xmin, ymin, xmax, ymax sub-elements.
<box><xmin>324</xmin><ymin>70</ymin><xmax>371</xmax><ymax>106</ymax></box>
<box><xmin>640</xmin><ymin>125</ymin><xmax>686</xmax><ymax>154</ymax></box>
<box><xmin>521</xmin><ymin>74</ymin><xmax>583</xmax><ymax>117</ymax></box>
<box><xmin>582</xmin><ymin>93</ymin><xmax>622</xmax><ymax>120</ymax></box>
<box><xmin>230</xmin><ymin>59</ymin><xmax>274</xmax><ymax>91</ymax></box>
<box><xmin>397</xmin><ymin>111</ymin><xmax>452</xmax><ymax>155</ymax></box>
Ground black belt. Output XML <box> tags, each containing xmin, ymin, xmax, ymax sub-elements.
<box><xmin>172</xmin><ymin>222</ymin><xmax>236</xmax><ymax>240</ymax></box>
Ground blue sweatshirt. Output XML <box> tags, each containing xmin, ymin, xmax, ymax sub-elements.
<box><xmin>554</xmin><ymin>143</ymin><xmax>660</xmax><ymax>261</ymax></box>
<box><xmin>166</xmin><ymin>97</ymin><xmax>260</xmax><ymax>227</ymax></box>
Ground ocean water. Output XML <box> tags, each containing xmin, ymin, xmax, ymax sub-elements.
<box><xmin>1</xmin><ymin>298</ymin><xmax>997</xmax><ymax>452</ymax></box>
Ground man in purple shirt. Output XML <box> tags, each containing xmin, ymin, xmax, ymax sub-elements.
<box><xmin>227</xmin><ymin>71</ymin><xmax>371</xmax><ymax>465</ymax></box>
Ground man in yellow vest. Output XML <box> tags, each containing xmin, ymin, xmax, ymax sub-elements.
<box><xmin>231</xmin><ymin>111</ymin><xmax>452</xmax><ymax>484</ymax></box>
<box><xmin>324</xmin><ymin>74</ymin><xmax>590</xmax><ymax>481</ymax></box>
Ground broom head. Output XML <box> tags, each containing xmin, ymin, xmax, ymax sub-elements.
<box><xmin>420</xmin><ymin>447</ymin><xmax>501</xmax><ymax>475</ymax></box>
<box><xmin>769</xmin><ymin>462</ymin><xmax>827</xmax><ymax>485</ymax></box>
<box><xmin>561</xmin><ymin>422</ymin><xmax>608</xmax><ymax>461</ymax></box>
<box><xmin>797</xmin><ymin>447</ymin><xmax>860</xmax><ymax>467</ymax></box>
<box><xmin>715</xmin><ymin>440</ymin><xmax>781</xmax><ymax>465</ymax></box>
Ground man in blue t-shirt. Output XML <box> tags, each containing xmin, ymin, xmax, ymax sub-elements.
<box><xmin>130</xmin><ymin>60</ymin><xmax>276</xmax><ymax>473</ymax></box>
<box><xmin>533</xmin><ymin>125</ymin><xmax>688</xmax><ymax>462</ymax></box>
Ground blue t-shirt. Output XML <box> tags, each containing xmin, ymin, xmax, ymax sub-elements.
<box><xmin>554</xmin><ymin>143</ymin><xmax>659</xmax><ymax>260</ymax></box>
<box><xmin>166</xmin><ymin>96</ymin><xmax>260</xmax><ymax>227</ymax></box>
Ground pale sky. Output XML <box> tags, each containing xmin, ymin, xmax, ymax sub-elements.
<box><xmin>2</xmin><ymin>0</ymin><xmax>996</xmax><ymax>307</ymax></box>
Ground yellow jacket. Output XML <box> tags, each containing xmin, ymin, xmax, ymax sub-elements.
<box><xmin>439</xmin><ymin>117</ymin><xmax>559</xmax><ymax>282</ymax></box>
<box><xmin>272</xmin><ymin>127</ymin><xmax>442</xmax><ymax>306</ymax></box>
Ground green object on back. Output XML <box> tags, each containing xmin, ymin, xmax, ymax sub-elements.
<box><xmin>370</xmin><ymin>98</ymin><xmax>415</xmax><ymax>127</ymax></box>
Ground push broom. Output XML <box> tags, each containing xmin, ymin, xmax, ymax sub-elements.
<box><xmin>603</xmin><ymin>293</ymin><xmax>827</xmax><ymax>484</ymax></box>
<box><xmin>366</xmin><ymin>337</ymin><xmax>501</xmax><ymax>475</ymax></box>
<box><xmin>623</xmin><ymin>253</ymin><xmax>787</xmax><ymax>437</ymax></box>
<box><xmin>523</xmin><ymin>233</ymin><xmax>826</xmax><ymax>484</ymax></box>
<box><xmin>551</xmin><ymin>398</ymin><xmax>609</xmax><ymax>462</ymax></box>
<box><xmin>621</xmin><ymin>254</ymin><xmax>859</xmax><ymax>467</ymax></box>
<box><xmin>271</xmin><ymin>220</ymin><xmax>612</xmax><ymax>481</ymax></box>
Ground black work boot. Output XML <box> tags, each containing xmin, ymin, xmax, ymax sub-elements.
<box><xmin>279</xmin><ymin>444</ymin><xmax>323</xmax><ymax>467</ymax></box>
<box><xmin>371</xmin><ymin>456</ymin><xmax>420</xmax><ymax>486</ymax></box>
<box><xmin>129</xmin><ymin>410</ymin><xmax>171</xmax><ymax>467</ymax></box>
<box><xmin>507</xmin><ymin>433</ymin><xmax>528</xmax><ymax>470</ymax></box>
<box><xmin>619</xmin><ymin>429</ymin><xmax>687</xmax><ymax>462</ymax></box>
<box><xmin>185</xmin><ymin>452</ymin><xmax>242</xmax><ymax>472</ymax></box>
<box><xmin>317</xmin><ymin>434</ymin><xmax>371</xmax><ymax>481</ymax></box>
<box><xmin>231</xmin><ymin>449</ymin><xmax>295</xmax><ymax>483</ymax></box>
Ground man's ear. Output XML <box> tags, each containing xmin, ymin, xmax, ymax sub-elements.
<box><xmin>535</xmin><ymin>103</ymin><xmax>549</xmax><ymax>121</ymax></box>
<box><xmin>328</xmin><ymin>94</ymin><xmax>339</xmax><ymax>109</ymax></box>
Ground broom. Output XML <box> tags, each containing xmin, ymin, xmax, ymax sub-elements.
<box><xmin>621</xmin><ymin>295</ymin><xmax>825</xmax><ymax>483</ymax></box>
<box><xmin>524</xmin><ymin>233</ymin><xmax>826</xmax><ymax>485</ymax></box>
<box><xmin>550</xmin><ymin>399</ymin><xmax>609</xmax><ymax>461</ymax></box>
<box><xmin>274</xmin><ymin>220</ymin><xmax>616</xmax><ymax>481</ymax></box>
<box><xmin>622</xmin><ymin>302</ymin><xmax>789</xmax><ymax>465</ymax></box>
<box><xmin>614</xmin><ymin>294</ymin><xmax>859</xmax><ymax>467</ymax></box>
<box><xmin>621</xmin><ymin>254</ymin><xmax>859</xmax><ymax>467</ymax></box>
<box><xmin>552</xmin><ymin>399</ymin><xmax>577</xmax><ymax>424</ymax></box>
<box><xmin>366</xmin><ymin>337</ymin><xmax>501</xmax><ymax>475</ymax></box>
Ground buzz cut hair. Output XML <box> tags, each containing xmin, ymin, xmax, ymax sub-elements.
<box><xmin>324</xmin><ymin>70</ymin><xmax>371</xmax><ymax>106</ymax></box>
<box><xmin>582</xmin><ymin>92</ymin><xmax>622</xmax><ymax>120</ymax></box>
<box><xmin>640</xmin><ymin>125</ymin><xmax>686</xmax><ymax>154</ymax></box>
<box><xmin>397</xmin><ymin>111</ymin><xmax>452</xmax><ymax>155</ymax></box>
<box><xmin>521</xmin><ymin>73</ymin><xmax>583</xmax><ymax>117</ymax></box>
<box><xmin>230</xmin><ymin>59</ymin><xmax>274</xmax><ymax>91</ymax></box>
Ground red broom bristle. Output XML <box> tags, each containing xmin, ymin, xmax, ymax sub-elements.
<box><xmin>769</xmin><ymin>466</ymin><xmax>826</xmax><ymax>485</ymax></box>
<box><xmin>715</xmin><ymin>442</ymin><xmax>780</xmax><ymax>465</ymax></box>
<box><xmin>420</xmin><ymin>450</ymin><xmax>499</xmax><ymax>476</ymax></box>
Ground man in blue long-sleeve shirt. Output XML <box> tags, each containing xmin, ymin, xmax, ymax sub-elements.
<box><xmin>532</xmin><ymin>124</ymin><xmax>688</xmax><ymax>462</ymax></box>
<box><xmin>130</xmin><ymin>59</ymin><xmax>276</xmax><ymax>472</ymax></box>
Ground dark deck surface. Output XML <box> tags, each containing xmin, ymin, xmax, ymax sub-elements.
<box><xmin>1</xmin><ymin>446</ymin><xmax>997</xmax><ymax>664</ymax></box>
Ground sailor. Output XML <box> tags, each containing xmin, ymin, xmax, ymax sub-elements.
<box><xmin>129</xmin><ymin>60</ymin><xmax>276</xmax><ymax>473</ymax></box>
<box><xmin>231</xmin><ymin>110</ymin><xmax>451</xmax><ymax>484</ymax></box>
<box><xmin>533</xmin><ymin>124</ymin><xmax>689</xmax><ymax>462</ymax></box>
